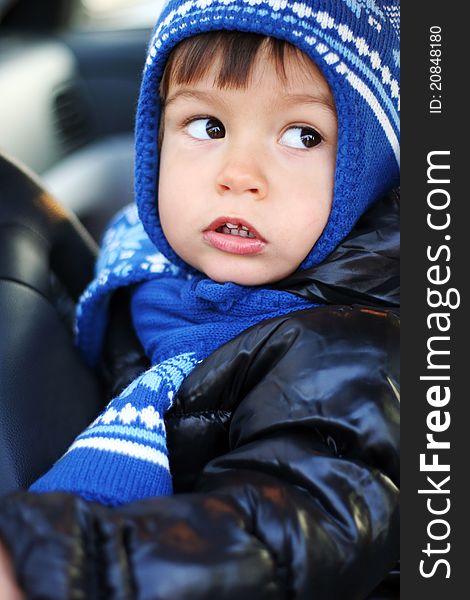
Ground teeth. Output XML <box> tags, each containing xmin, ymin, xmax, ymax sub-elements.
<box><xmin>217</xmin><ymin>222</ymin><xmax>257</xmax><ymax>238</ymax></box>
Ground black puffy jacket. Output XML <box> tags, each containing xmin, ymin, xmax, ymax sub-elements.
<box><xmin>0</xmin><ymin>192</ymin><xmax>400</xmax><ymax>600</ymax></box>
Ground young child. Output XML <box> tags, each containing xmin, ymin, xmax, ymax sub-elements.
<box><xmin>0</xmin><ymin>1</ymin><xmax>400</xmax><ymax>598</ymax></box>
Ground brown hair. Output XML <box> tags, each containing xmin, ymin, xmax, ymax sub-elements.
<box><xmin>158</xmin><ymin>31</ymin><xmax>315</xmax><ymax>147</ymax></box>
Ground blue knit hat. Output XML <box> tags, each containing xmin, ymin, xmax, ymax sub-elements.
<box><xmin>135</xmin><ymin>0</ymin><xmax>400</xmax><ymax>271</ymax></box>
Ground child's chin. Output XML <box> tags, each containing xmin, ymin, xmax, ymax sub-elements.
<box><xmin>202</xmin><ymin>262</ymin><xmax>286</xmax><ymax>287</ymax></box>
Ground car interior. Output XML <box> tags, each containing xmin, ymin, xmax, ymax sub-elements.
<box><xmin>0</xmin><ymin>0</ymin><xmax>164</xmax><ymax>239</ymax></box>
<box><xmin>0</xmin><ymin>0</ymin><xmax>165</xmax><ymax>495</ymax></box>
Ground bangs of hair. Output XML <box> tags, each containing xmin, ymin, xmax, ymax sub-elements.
<box><xmin>159</xmin><ymin>31</ymin><xmax>310</xmax><ymax>101</ymax></box>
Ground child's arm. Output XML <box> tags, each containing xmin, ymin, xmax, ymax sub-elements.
<box><xmin>0</xmin><ymin>306</ymin><xmax>399</xmax><ymax>599</ymax></box>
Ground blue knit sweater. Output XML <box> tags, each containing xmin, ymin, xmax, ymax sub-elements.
<box><xmin>30</xmin><ymin>0</ymin><xmax>400</xmax><ymax>506</ymax></box>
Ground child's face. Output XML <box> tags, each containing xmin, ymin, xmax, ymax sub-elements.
<box><xmin>158</xmin><ymin>46</ymin><xmax>337</xmax><ymax>285</ymax></box>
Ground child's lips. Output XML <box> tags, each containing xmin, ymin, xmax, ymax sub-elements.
<box><xmin>203</xmin><ymin>217</ymin><xmax>267</xmax><ymax>255</ymax></box>
<box><xmin>203</xmin><ymin>230</ymin><xmax>266</xmax><ymax>255</ymax></box>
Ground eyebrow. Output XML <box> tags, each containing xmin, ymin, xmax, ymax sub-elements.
<box><xmin>165</xmin><ymin>89</ymin><xmax>336</xmax><ymax>115</ymax></box>
<box><xmin>165</xmin><ymin>89</ymin><xmax>229</xmax><ymax>110</ymax></box>
<box><xmin>280</xmin><ymin>93</ymin><xmax>336</xmax><ymax>115</ymax></box>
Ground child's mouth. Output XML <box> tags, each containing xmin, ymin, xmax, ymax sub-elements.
<box><xmin>203</xmin><ymin>218</ymin><xmax>266</xmax><ymax>255</ymax></box>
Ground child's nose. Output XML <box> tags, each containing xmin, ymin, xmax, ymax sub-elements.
<box><xmin>215</xmin><ymin>155</ymin><xmax>268</xmax><ymax>200</ymax></box>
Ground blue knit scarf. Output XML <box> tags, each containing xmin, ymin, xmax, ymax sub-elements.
<box><xmin>30</xmin><ymin>205</ymin><xmax>314</xmax><ymax>505</ymax></box>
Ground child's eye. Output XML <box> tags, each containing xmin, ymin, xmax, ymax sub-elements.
<box><xmin>186</xmin><ymin>117</ymin><xmax>226</xmax><ymax>140</ymax></box>
<box><xmin>280</xmin><ymin>126</ymin><xmax>322</xmax><ymax>149</ymax></box>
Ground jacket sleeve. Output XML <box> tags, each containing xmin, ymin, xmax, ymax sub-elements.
<box><xmin>101</xmin><ymin>287</ymin><xmax>150</xmax><ymax>400</ymax></box>
<box><xmin>0</xmin><ymin>306</ymin><xmax>399</xmax><ymax>600</ymax></box>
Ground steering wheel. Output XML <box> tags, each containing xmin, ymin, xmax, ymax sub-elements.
<box><xmin>0</xmin><ymin>152</ymin><xmax>104</xmax><ymax>495</ymax></box>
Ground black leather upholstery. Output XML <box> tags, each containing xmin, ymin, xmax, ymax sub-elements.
<box><xmin>0</xmin><ymin>153</ymin><xmax>104</xmax><ymax>495</ymax></box>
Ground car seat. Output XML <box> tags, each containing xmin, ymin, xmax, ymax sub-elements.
<box><xmin>0</xmin><ymin>152</ymin><xmax>104</xmax><ymax>495</ymax></box>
